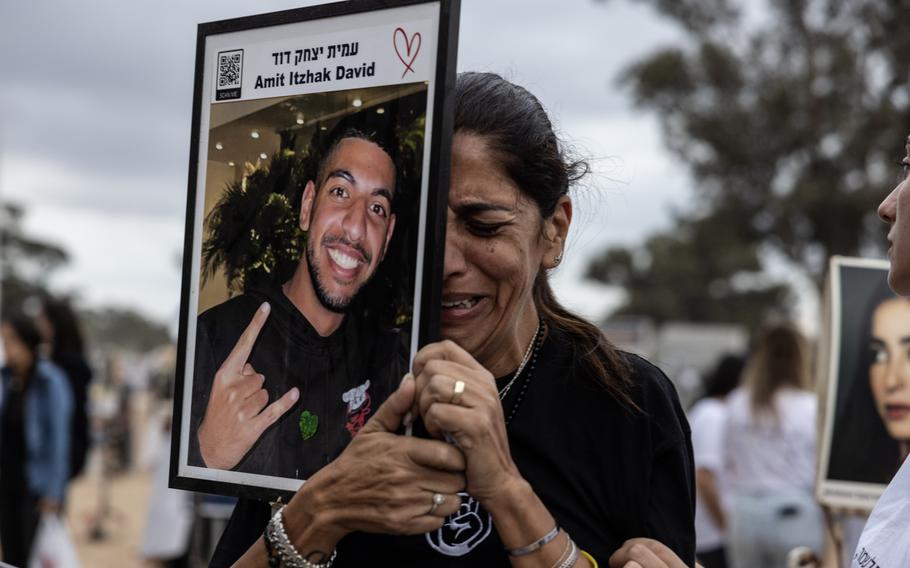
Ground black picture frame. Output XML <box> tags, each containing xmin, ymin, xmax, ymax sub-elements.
<box><xmin>170</xmin><ymin>0</ymin><xmax>460</xmax><ymax>501</ymax></box>
<box><xmin>816</xmin><ymin>256</ymin><xmax>897</xmax><ymax>509</ymax></box>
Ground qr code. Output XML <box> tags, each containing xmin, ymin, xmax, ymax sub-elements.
<box><xmin>217</xmin><ymin>50</ymin><xmax>242</xmax><ymax>88</ymax></box>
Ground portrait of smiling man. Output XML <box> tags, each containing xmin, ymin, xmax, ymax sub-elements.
<box><xmin>188</xmin><ymin>126</ymin><xmax>409</xmax><ymax>482</ymax></box>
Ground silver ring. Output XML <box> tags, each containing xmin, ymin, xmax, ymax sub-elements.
<box><xmin>428</xmin><ymin>492</ymin><xmax>446</xmax><ymax>515</ymax></box>
<box><xmin>451</xmin><ymin>380</ymin><xmax>465</xmax><ymax>405</ymax></box>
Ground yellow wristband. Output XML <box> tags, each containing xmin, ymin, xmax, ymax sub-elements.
<box><xmin>580</xmin><ymin>549</ymin><xmax>598</xmax><ymax>568</ymax></box>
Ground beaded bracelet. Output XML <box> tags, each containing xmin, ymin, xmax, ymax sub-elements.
<box><xmin>265</xmin><ymin>505</ymin><xmax>337</xmax><ymax>568</ymax></box>
<box><xmin>506</xmin><ymin>525</ymin><xmax>560</xmax><ymax>556</ymax></box>
<box><xmin>263</xmin><ymin>526</ymin><xmax>281</xmax><ymax>567</ymax></box>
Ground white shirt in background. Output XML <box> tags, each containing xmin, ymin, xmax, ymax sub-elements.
<box><xmin>723</xmin><ymin>386</ymin><xmax>817</xmax><ymax>492</ymax></box>
<box><xmin>689</xmin><ymin>396</ymin><xmax>729</xmax><ymax>553</ymax></box>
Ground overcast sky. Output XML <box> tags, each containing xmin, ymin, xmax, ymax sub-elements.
<box><xmin>0</xmin><ymin>0</ymin><xmax>693</xmax><ymax>331</ymax></box>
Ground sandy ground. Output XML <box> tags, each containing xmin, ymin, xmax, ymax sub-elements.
<box><xmin>67</xmin><ymin>464</ymin><xmax>155</xmax><ymax>568</ymax></box>
<box><xmin>3</xmin><ymin>389</ymin><xmax>230</xmax><ymax>568</ymax></box>
<box><xmin>66</xmin><ymin>388</ymin><xmax>159</xmax><ymax>568</ymax></box>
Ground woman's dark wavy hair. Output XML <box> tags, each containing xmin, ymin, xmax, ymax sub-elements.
<box><xmin>454</xmin><ymin>72</ymin><xmax>633</xmax><ymax>407</ymax></box>
<box><xmin>828</xmin><ymin>279</ymin><xmax>905</xmax><ymax>484</ymax></box>
<box><xmin>40</xmin><ymin>296</ymin><xmax>86</xmax><ymax>362</ymax></box>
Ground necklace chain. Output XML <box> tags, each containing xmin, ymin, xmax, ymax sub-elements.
<box><xmin>498</xmin><ymin>320</ymin><xmax>542</xmax><ymax>401</ymax></box>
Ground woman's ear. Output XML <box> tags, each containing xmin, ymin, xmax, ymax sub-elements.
<box><xmin>542</xmin><ymin>196</ymin><xmax>572</xmax><ymax>269</ymax></box>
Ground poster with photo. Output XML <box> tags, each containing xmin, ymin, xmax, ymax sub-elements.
<box><xmin>170</xmin><ymin>0</ymin><xmax>460</xmax><ymax>499</ymax></box>
<box><xmin>816</xmin><ymin>256</ymin><xmax>906</xmax><ymax>509</ymax></box>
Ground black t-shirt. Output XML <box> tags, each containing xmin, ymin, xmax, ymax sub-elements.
<box><xmin>189</xmin><ymin>284</ymin><xmax>407</xmax><ymax>480</ymax></box>
<box><xmin>210</xmin><ymin>327</ymin><xmax>696</xmax><ymax>566</ymax></box>
<box><xmin>0</xmin><ymin>378</ymin><xmax>28</xmax><ymax>493</ymax></box>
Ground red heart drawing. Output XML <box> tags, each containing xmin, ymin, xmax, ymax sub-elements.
<box><xmin>393</xmin><ymin>27</ymin><xmax>422</xmax><ymax>78</ymax></box>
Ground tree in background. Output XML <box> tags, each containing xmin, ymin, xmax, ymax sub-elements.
<box><xmin>79</xmin><ymin>307</ymin><xmax>170</xmax><ymax>353</ymax></box>
<box><xmin>588</xmin><ymin>0</ymin><xmax>910</xmax><ymax>327</ymax></box>
<box><xmin>0</xmin><ymin>201</ymin><xmax>68</xmax><ymax>309</ymax></box>
<box><xmin>1</xmin><ymin>200</ymin><xmax>170</xmax><ymax>352</ymax></box>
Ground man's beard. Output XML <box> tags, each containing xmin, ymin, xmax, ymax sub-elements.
<box><xmin>305</xmin><ymin>236</ymin><xmax>371</xmax><ymax>313</ymax></box>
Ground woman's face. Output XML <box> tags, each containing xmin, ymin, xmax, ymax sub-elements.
<box><xmin>878</xmin><ymin>136</ymin><xmax>910</xmax><ymax>295</ymax></box>
<box><xmin>440</xmin><ymin>133</ymin><xmax>567</xmax><ymax>376</ymax></box>
<box><xmin>1</xmin><ymin>323</ymin><xmax>33</xmax><ymax>375</ymax></box>
<box><xmin>34</xmin><ymin>310</ymin><xmax>54</xmax><ymax>345</ymax></box>
<box><xmin>869</xmin><ymin>298</ymin><xmax>910</xmax><ymax>442</ymax></box>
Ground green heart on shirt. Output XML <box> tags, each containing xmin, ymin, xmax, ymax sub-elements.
<box><xmin>299</xmin><ymin>410</ymin><xmax>318</xmax><ymax>440</ymax></box>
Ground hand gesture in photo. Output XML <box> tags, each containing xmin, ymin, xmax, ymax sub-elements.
<box><xmin>198</xmin><ymin>302</ymin><xmax>300</xmax><ymax>469</ymax></box>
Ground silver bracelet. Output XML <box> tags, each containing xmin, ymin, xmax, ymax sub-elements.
<box><xmin>556</xmin><ymin>538</ymin><xmax>578</xmax><ymax>568</ymax></box>
<box><xmin>265</xmin><ymin>505</ymin><xmax>337</xmax><ymax>568</ymax></box>
<box><xmin>506</xmin><ymin>525</ymin><xmax>561</xmax><ymax>556</ymax></box>
<box><xmin>549</xmin><ymin>537</ymin><xmax>572</xmax><ymax>568</ymax></box>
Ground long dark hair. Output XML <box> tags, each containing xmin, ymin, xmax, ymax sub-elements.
<box><xmin>454</xmin><ymin>72</ymin><xmax>633</xmax><ymax>407</ymax></box>
<box><xmin>40</xmin><ymin>296</ymin><xmax>87</xmax><ymax>362</ymax></box>
<box><xmin>828</xmin><ymin>280</ymin><xmax>904</xmax><ymax>483</ymax></box>
<box><xmin>2</xmin><ymin>313</ymin><xmax>42</xmax><ymax>378</ymax></box>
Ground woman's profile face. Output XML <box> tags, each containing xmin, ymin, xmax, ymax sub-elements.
<box><xmin>1</xmin><ymin>323</ymin><xmax>32</xmax><ymax>374</ymax></box>
<box><xmin>869</xmin><ymin>297</ymin><xmax>910</xmax><ymax>442</ymax></box>
<box><xmin>878</xmin><ymin>136</ymin><xmax>910</xmax><ymax>294</ymax></box>
<box><xmin>439</xmin><ymin>133</ymin><xmax>552</xmax><ymax>374</ymax></box>
<box><xmin>34</xmin><ymin>310</ymin><xmax>54</xmax><ymax>345</ymax></box>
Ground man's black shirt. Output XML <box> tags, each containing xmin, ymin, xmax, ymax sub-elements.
<box><xmin>189</xmin><ymin>283</ymin><xmax>407</xmax><ymax>480</ymax></box>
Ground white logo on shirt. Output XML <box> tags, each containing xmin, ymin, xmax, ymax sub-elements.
<box><xmin>425</xmin><ymin>492</ymin><xmax>492</xmax><ymax>556</ymax></box>
<box><xmin>342</xmin><ymin>379</ymin><xmax>370</xmax><ymax>411</ymax></box>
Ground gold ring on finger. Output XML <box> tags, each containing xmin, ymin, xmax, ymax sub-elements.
<box><xmin>451</xmin><ymin>380</ymin><xmax>465</xmax><ymax>405</ymax></box>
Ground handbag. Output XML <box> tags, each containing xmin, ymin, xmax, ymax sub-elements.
<box><xmin>28</xmin><ymin>513</ymin><xmax>81</xmax><ymax>568</ymax></box>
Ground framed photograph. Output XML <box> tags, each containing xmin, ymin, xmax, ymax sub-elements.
<box><xmin>816</xmin><ymin>256</ymin><xmax>905</xmax><ymax>509</ymax></box>
<box><xmin>170</xmin><ymin>0</ymin><xmax>460</xmax><ymax>500</ymax></box>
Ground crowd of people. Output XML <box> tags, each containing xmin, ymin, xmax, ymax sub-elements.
<box><xmin>0</xmin><ymin>296</ymin><xmax>183</xmax><ymax>567</ymax></box>
<box><xmin>0</xmin><ymin>297</ymin><xmax>92</xmax><ymax>566</ymax></box>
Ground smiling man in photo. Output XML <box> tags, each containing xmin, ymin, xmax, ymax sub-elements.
<box><xmin>188</xmin><ymin>127</ymin><xmax>407</xmax><ymax>480</ymax></box>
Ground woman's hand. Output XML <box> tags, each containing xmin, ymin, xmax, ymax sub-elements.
<box><xmin>279</xmin><ymin>374</ymin><xmax>468</xmax><ymax>557</ymax></box>
<box><xmin>609</xmin><ymin>539</ymin><xmax>699</xmax><ymax>568</ymax></box>
<box><xmin>411</xmin><ymin>340</ymin><xmax>522</xmax><ymax>506</ymax></box>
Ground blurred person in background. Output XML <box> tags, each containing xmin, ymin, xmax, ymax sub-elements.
<box><xmin>722</xmin><ymin>323</ymin><xmax>823</xmax><ymax>568</ymax></box>
<box><xmin>104</xmin><ymin>354</ymin><xmax>133</xmax><ymax>472</ymax></box>
<box><xmin>36</xmin><ymin>296</ymin><xmax>93</xmax><ymax>481</ymax></box>
<box><xmin>0</xmin><ymin>313</ymin><xmax>74</xmax><ymax>566</ymax></box>
<box><xmin>140</xmin><ymin>357</ymin><xmax>194</xmax><ymax>568</ymax></box>
<box><xmin>689</xmin><ymin>354</ymin><xmax>745</xmax><ymax>568</ymax></box>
